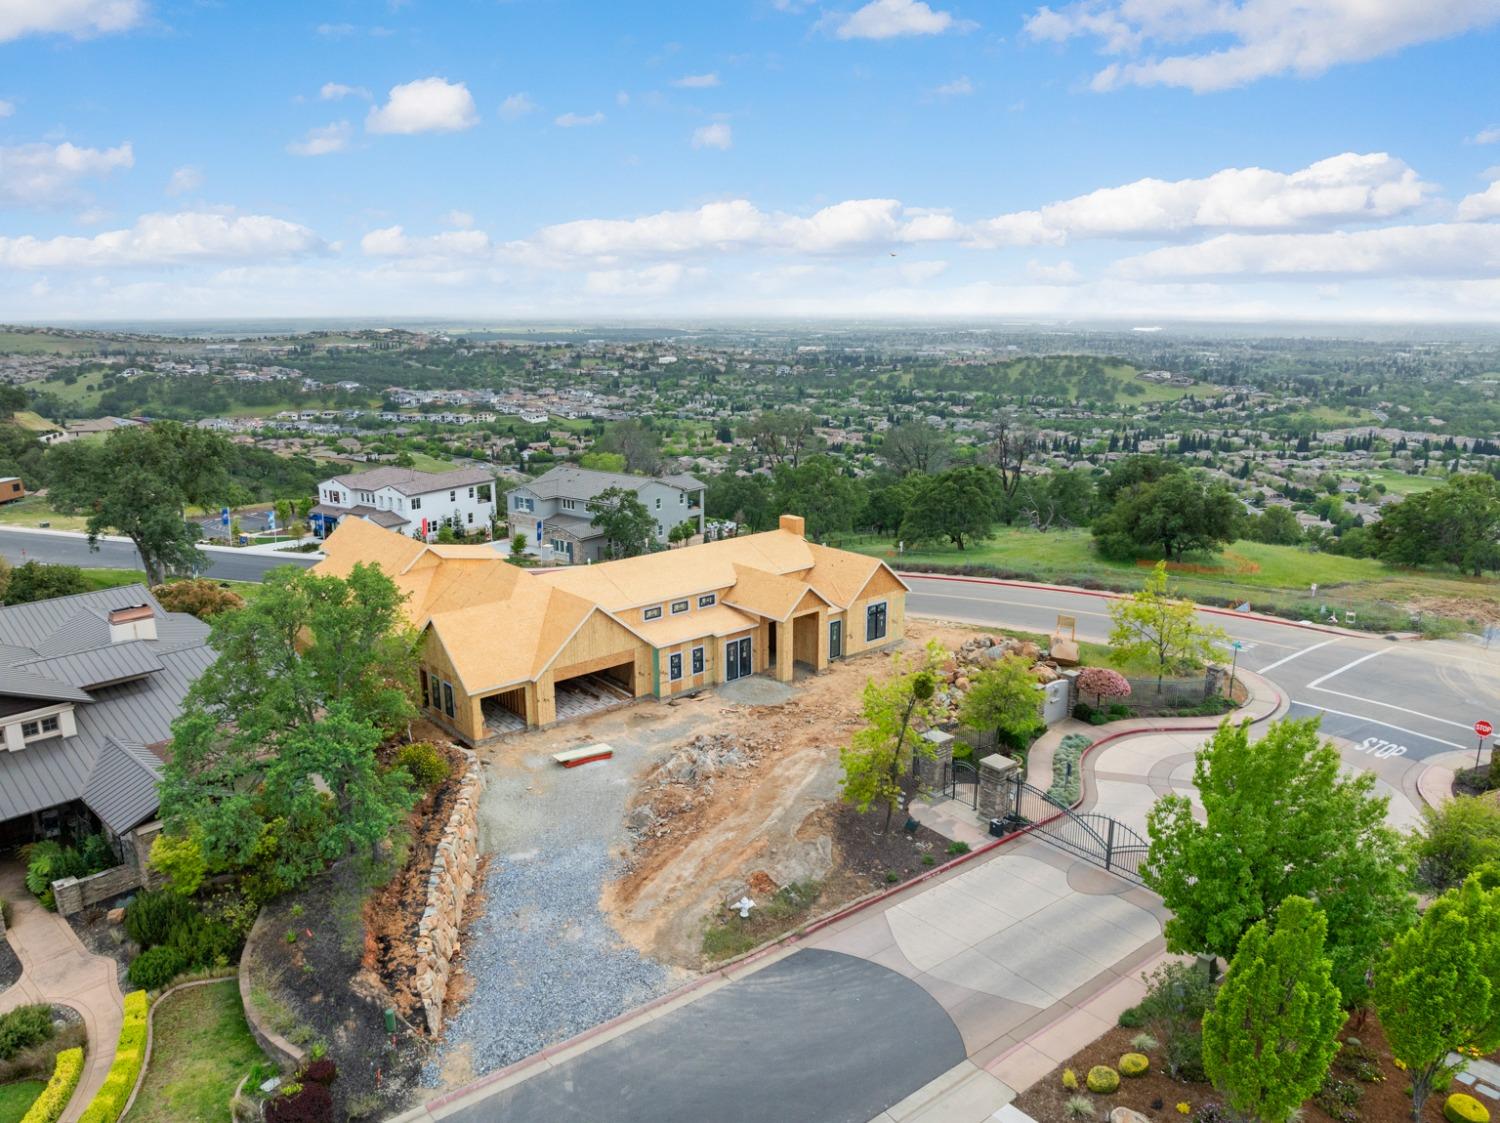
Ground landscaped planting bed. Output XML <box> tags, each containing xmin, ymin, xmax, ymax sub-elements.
<box><xmin>123</xmin><ymin>980</ymin><xmax>267</xmax><ymax>1123</ymax></box>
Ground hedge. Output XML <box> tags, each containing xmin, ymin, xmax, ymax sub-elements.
<box><xmin>76</xmin><ymin>990</ymin><xmax>148</xmax><ymax>1123</ymax></box>
<box><xmin>19</xmin><ymin>1045</ymin><xmax>84</xmax><ymax>1123</ymax></box>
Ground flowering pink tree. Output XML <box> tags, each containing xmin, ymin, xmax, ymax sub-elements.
<box><xmin>1077</xmin><ymin>667</ymin><xmax>1131</xmax><ymax>708</ymax></box>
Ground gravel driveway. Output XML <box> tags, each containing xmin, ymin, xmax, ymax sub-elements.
<box><xmin>426</xmin><ymin>700</ymin><xmax>717</xmax><ymax>1088</ymax></box>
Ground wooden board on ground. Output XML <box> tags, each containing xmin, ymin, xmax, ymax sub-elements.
<box><xmin>553</xmin><ymin>743</ymin><xmax>614</xmax><ymax>768</ymax></box>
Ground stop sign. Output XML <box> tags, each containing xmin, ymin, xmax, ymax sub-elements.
<box><xmin>1478</xmin><ymin>720</ymin><xmax>1494</xmax><ymax>738</ymax></box>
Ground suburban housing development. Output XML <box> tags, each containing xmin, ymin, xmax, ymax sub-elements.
<box><xmin>0</xmin><ymin>586</ymin><xmax>213</xmax><ymax>849</ymax></box>
<box><xmin>313</xmin><ymin>464</ymin><xmax>497</xmax><ymax>540</ymax></box>
<box><xmin>314</xmin><ymin>513</ymin><xmax>907</xmax><ymax>742</ymax></box>
<box><xmin>505</xmin><ymin>464</ymin><xmax>707</xmax><ymax>563</ymax></box>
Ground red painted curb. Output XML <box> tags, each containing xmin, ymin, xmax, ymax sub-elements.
<box><xmin>418</xmin><ymin>675</ymin><xmax>1288</xmax><ymax>1118</ymax></box>
<box><xmin>898</xmin><ymin>571</ymin><xmax>1363</xmax><ymax>638</ymax></box>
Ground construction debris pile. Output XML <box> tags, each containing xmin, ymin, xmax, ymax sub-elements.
<box><xmin>931</xmin><ymin>634</ymin><xmax>1065</xmax><ymax>722</ymax></box>
<box><xmin>624</xmin><ymin>731</ymin><xmax>775</xmax><ymax>841</ymax></box>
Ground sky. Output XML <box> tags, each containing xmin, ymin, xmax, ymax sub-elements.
<box><xmin>2</xmin><ymin>0</ymin><xmax>1500</xmax><ymax>323</ymax></box>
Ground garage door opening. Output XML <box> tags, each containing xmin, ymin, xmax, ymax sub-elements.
<box><xmin>554</xmin><ymin>660</ymin><xmax>636</xmax><ymax>722</ymax></box>
<box><xmin>482</xmin><ymin>687</ymin><xmax>528</xmax><ymax>738</ymax></box>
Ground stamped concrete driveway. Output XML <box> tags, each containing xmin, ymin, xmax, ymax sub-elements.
<box><xmin>441</xmin><ymin>949</ymin><xmax>965</xmax><ymax>1123</ymax></box>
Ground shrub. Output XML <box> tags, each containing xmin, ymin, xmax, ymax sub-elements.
<box><xmin>1117</xmin><ymin>1004</ymin><xmax>1145</xmax><ymax>1029</ymax></box>
<box><xmin>1077</xmin><ymin>667</ymin><xmax>1131</xmax><ymax>708</ymax></box>
<box><xmin>21</xmin><ymin>835</ymin><xmax>114</xmax><ymax>905</ymax></box>
<box><xmin>1065</xmin><ymin>1095</ymin><xmax>1097</xmax><ymax>1119</ymax></box>
<box><xmin>1446</xmin><ymin>1094</ymin><xmax>1492</xmax><ymax>1123</ymax></box>
<box><xmin>264</xmin><ymin>1080</ymin><xmax>335</xmax><ymax>1123</ymax></box>
<box><xmin>151</xmin><ymin>579</ymin><xmax>244</xmax><ymax>620</ymax></box>
<box><xmin>0</xmin><ymin>1005</ymin><xmax>54</xmax><ymax>1061</ymax></box>
<box><xmin>1062</xmin><ymin>1068</ymin><xmax>1079</xmax><ymax>1090</ymax></box>
<box><xmin>20</xmin><ymin>1045</ymin><xmax>83</xmax><ymax>1123</ymax></box>
<box><xmin>124</xmin><ymin>890</ymin><xmax>196</xmax><ymax>950</ymax></box>
<box><xmin>77</xmin><ymin>991</ymin><xmax>148</xmax><ymax>1123</ymax></box>
<box><xmin>1120</xmin><ymin>1052</ymin><xmax>1150</xmax><ymax>1077</ymax></box>
<box><xmin>1412</xmin><ymin>796</ymin><xmax>1500</xmax><ymax>891</ymax></box>
<box><xmin>394</xmin><ymin>742</ymin><xmax>450</xmax><ymax>791</ymax></box>
<box><xmin>127</xmin><ymin>945</ymin><xmax>186</xmax><ymax>989</ymax></box>
<box><xmin>1086</xmin><ymin>1065</ymin><xmax>1120</xmax><ymax>1094</ymax></box>
<box><xmin>1135</xmin><ymin>960</ymin><xmax>1216</xmax><ymax>1081</ymax></box>
<box><xmin>946</xmin><ymin>841</ymin><xmax>971</xmax><ymax>856</ymax></box>
<box><xmin>301</xmin><ymin>1058</ymin><xmax>337</xmax><ymax>1086</ymax></box>
<box><xmin>1072</xmin><ymin>702</ymin><xmax>1096</xmax><ymax>722</ymax></box>
<box><xmin>1131</xmin><ymin>1032</ymin><xmax>1160</xmax><ymax>1052</ymax></box>
<box><xmin>1048</xmin><ymin>733</ymin><xmax>1093</xmax><ymax>805</ymax></box>
<box><xmin>147</xmin><ymin>832</ymin><xmax>208</xmax><ymax>896</ymax></box>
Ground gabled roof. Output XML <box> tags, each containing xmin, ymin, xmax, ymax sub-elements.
<box><xmin>16</xmin><ymin>641</ymin><xmax>164</xmax><ymax>691</ymax></box>
<box><xmin>517</xmin><ymin>465</ymin><xmax>705</xmax><ymax>502</ymax></box>
<box><xmin>83</xmin><ymin>738</ymin><xmax>164</xmax><ymax>835</ymax></box>
<box><xmin>723</xmin><ymin>564</ymin><xmax>830</xmax><ymax>622</ymax></box>
<box><xmin>328</xmin><ymin>465</ymin><xmax>494</xmax><ymax>496</ymax></box>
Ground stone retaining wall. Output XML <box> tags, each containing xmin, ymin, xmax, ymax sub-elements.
<box><xmin>238</xmin><ymin>908</ymin><xmax>308</xmax><ymax>1072</ymax></box>
<box><xmin>52</xmin><ymin>864</ymin><xmax>142</xmax><ymax>916</ymax></box>
<box><xmin>414</xmin><ymin>747</ymin><xmax>484</xmax><ymax>1035</ymax></box>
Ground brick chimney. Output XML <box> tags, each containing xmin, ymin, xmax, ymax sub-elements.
<box><xmin>778</xmin><ymin>514</ymin><xmax>805</xmax><ymax>537</ymax></box>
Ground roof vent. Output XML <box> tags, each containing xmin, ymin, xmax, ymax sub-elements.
<box><xmin>108</xmin><ymin>604</ymin><xmax>157</xmax><ymax>643</ymax></box>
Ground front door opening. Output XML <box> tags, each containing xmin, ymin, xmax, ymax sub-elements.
<box><xmin>725</xmin><ymin>635</ymin><xmax>753</xmax><ymax>681</ymax></box>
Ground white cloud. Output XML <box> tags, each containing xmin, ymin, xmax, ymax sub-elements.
<box><xmin>360</xmin><ymin>225</ymin><xmax>492</xmax><ymax>259</ymax></box>
<box><xmin>1457</xmin><ymin>178</ymin><xmax>1500</xmax><ymax>221</ymax></box>
<box><xmin>320</xmin><ymin>82</ymin><xmax>370</xmax><ymax>101</ymax></box>
<box><xmin>498</xmin><ymin>93</ymin><xmax>536</xmax><ymax>121</ymax></box>
<box><xmin>672</xmin><ymin>73</ymin><xmax>720</xmax><ymax>88</ymax></box>
<box><xmin>0</xmin><ymin>141</ymin><xmax>134</xmax><ymax>205</ymax></box>
<box><xmin>0</xmin><ymin>211</ymin><xmax>327</xmax><ymax>268</ymax></box>
<box><xmin>0</xmin><ymin>101</ymin><xmax>14</xmax><ymax>118</ymax></box>
<box><xmin>166</xmin><ymin>165</ymin><xmax>202</xmax><ymax>196</ymax></box>
<box><xmin>75</xmin><ymin>206</ymin><xmax>110</xmax><ymax>226</ymax></box>
<box><xmin>898</xmin><ymin>259</ymin><xmax>949</xmax><ymax>283</ymax></box>
<box><xmin>518</xmin><ymin>197</ymin><xmax>954</xmax><ymax>261</ymax></box>
<box><xmin>1027</xmin><ymin>258</ymin><xmax>1082</xmax><ymax>283</ymax></box>
<box><xmin>287</xmin><ymin>121</ymin><xmax>353</xmax><ymax>156</ymax></box>
<box><xmin>366</xmin><ymin>78</ymin><xmax>479</xmax><ymax>135</ymax></box>
<box><xmin>1470</xmin><ymin>126</ymin><xmax>1500</xmax><ymax>145</ymax></box>
<box><xmin>691</xmin><ymin>122</ymin><xmax>732</xmax><ymax>150</ymax></box>
<box><xmin>968</xmin><ymin>153</ymin><xmax>1431</xmax><ymax>246</ymax></box>
<box><xmin>1026</xmin><ymin>0</ymin><xmax>1500</xmax><ymax>93</ymax></box>
<box><xmin>555</xmin><ymin>111</ymin><xmax>605</xmax><ymax>128</ymax></box>
<box><xmin>0</xmin><ymin>0</ymin><xmax>145</xmax><ymax>42</ymax></box>
<box><xmin>932</xmin><ymin>76</ymin><xmax>974</xmax><ymax>97</ymax></box>
<box><xmin>584</xmin><ymin>263</ymin><xmax>689</xmax><ymax>297</ymax></box>
<box><xmin>443</xmin><ymin>210</ymin><xmax>475</xmax><ymax>229</ymax></box>
<box><xmin>832</xmin><ymin>0</ymin><xmax>973</xmax><ymax>40</ymax></box>
<box><xmin>1116</xmin><ymin>223</ymin><xmax>1500</xmax><ymax>279</ymax></box>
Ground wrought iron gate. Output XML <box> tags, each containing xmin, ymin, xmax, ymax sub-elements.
<box><xmin>943</xmin><ymin>760</ymin><xmax>980</xmax><ymax>810</ymax></box>
<box><xmin>1003</xmin><ymin>777</ymin><xmax>1150</xmax><ymax>886</ymax></box>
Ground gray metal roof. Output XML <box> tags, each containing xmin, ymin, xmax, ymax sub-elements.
<box><xmin>518</xmin><ymin>466</ymin><xmax>706</xmax><ymax>502</ymax></box>
<box><xmin>0</xmin><ymin>586</ymin><xmax>213</xmax><ymax>832</ymax></box>
<box><xmin>83</xmin><ymin>738</ymin><xmax>164</xmax><ymax>835</ymax></box>
<box><xmin>16</xmin><ymin>641</ymin><xmax>165</xmax><ymax>690</ymax></box>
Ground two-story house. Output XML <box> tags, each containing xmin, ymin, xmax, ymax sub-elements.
<box><xmin>0</xmin><ymin>587</ymin><xmax>214</xmax><ymax>851</ymax></box>
<box><xmin>506</xmin><ymin>465</ymin><xmax>706</xmax><ymax>563</ymax></box>
<box><xmin>313</xmin><ymin>465</ymin><xmax>497</xmax><ymax>540</ymax></box>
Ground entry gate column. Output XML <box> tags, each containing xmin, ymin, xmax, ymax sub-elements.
<box><xmin>977</xmin><ymin>754</ymin><xmax>1021</xmax><ymax>821</ymax></box>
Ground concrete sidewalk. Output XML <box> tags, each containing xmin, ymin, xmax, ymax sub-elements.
<box><xmin>0</xmin><ymin>864</ymin><xmax>124</xmax><ymax>1123</ymax></box>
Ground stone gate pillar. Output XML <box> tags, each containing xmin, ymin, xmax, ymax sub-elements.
<box><xmin>915</xmin><ymin>728</ymin><xmax>954</xmax><ymax>792</ymax></box>
<box><xmin>977</xmin><ymin>754</ymin><xmax>1021</xmax><ymax>822</ymax></box>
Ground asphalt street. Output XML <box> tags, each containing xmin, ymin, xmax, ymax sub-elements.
<box><xmin>0</xmin><ymin>526</ymin><xmax>317</xmax><ymax>583</ymax></box>
<box><xmin>906</xmin><ymin>573</ymin><xmax>1500</xmax><ymax>765</ymax></box>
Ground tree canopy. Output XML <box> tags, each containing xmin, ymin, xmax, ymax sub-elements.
<box><xmin>898</xmin><ymin>466</ymin><xmax>999</xmax><ymax>550</ymax></box>
<box><xmin>958</xmin><ymin>654</ymin><xmax>1044</xmax><ymax>751</ymax></box>
<box><xmin>589</xmin><ymin>486</ymin><xmax>657</xmax><ymax>558</ymax></box>
<box><xmin>1373</xmin><ymin>472</ymin><xmax>1500</xmax><ymax>576</ymax></box>
<box><xmin>1107</xmin><ymin>562</ymin><xmax>1227</xmax><ymax>690</ymax></box>
<box><xmin>840</xmin><ymin>643</ymin><xmax>943</xmax><ymax>830</ymax></box>
<box><xmin>1093</xmin><ymin>467</ymin><xmax>1240</xmax><ymax>561</ymax></box>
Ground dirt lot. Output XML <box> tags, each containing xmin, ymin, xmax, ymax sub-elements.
<box><xmin>596</xmin><ymin>620</ymin><xmax>978</xmax><ymax>967</ymax></box>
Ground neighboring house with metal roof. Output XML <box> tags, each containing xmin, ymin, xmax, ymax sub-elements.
<box><xmin>505</xmin><ymin>465</ymin><xmax>706</xmax><ymax>563</ymax></box>
<box><xmin>315</xmin><ymin>512</ymin><xmax>906</xmax><ymax>743</ymax></box>
<box><xmin>313</xmin><ymin>465</ymin><xmax>497</xmax><ymax>541</ymax></box>
<box><xmin>0</xmin><ymin>586</ymin><xmax>214</xmax><ymax>850</ymax></box>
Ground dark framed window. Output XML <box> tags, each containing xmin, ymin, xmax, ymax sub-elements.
<box><xmin>671</xmin><ymin>599</ymin><xmax>689</xmax><ymax>615</ymax></box>
<box><xmin>698</xmin><ymin>593</ymin><xmax>716</xmax><ymax>608</ymax></box>
<box><xmin>442</xmin><ymin>681</ymin><xmax>456</xmax><ymax>718</ymax></box>
<box><xmin>20</xmin><ymin>721</ymin><xmax>38</xmax><ymax>737</ymax></box>
<box><xmin>420</xmin><ymin>669</ymin><xmax>430</xmax><ymax>708</ymax></box>
<box><xmin>669</xmin><ymin>653</ymin><xmax>683</xmax><ymax>681</ymax></box>
<box><xmin>691</xmin><ymin>646</ymin><xmax>705</xmax><ymax>675</ymax></box>
<box><xmin>40</xmin><ymin>716</ymin><xmax>59</xmax><ymax>733</ymax></box>
<box><xmin>866</xmin><ymin>601</ymin><xmax>888</xmax><ymax>642</ymax></box>
<box><xmin>643</xmin><ymin>605</ymin><xmax>663</xmax><ymax>621</ymax></box>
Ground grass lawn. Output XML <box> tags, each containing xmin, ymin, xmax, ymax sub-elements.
<box><xmin>125</xmin><ymin>980</ymin><xmax>268</xmax><ymax>1123</ymax></box>
<box><xmin>1364</xmin><ymin>466</ymin><xmax>1444</xmax><ymax>496</ymax></box>
<box><xmin>0</xmin><ymin>496</ymin><xmax>91</xmax><ymax>531</ymax></box>
<box><xmin>0</xmin><ymin>1081</ymin><xmax>44</xmax><ymax>1123</ymax></box>
<box><xmin>9</xmin><ymin>411</ymin><xmax>59</xmax><ymax>433</ymax></box>
<box><xmin>405</xmin><ymin>450</ymin><xmax>459</xmax><ymax>473</ymax></box>
<box><xmin>848</xmin><ymin>526</ymin><xmax>1500</xmax><ymax>632</ymax></box>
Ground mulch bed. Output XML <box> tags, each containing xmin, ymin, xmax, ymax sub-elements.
<box><xmin>1453</xmin><ymin>766</ymin><xmax>1498</xmax><ymax>798</ymax></box>
<box><xmin>1012</xmin><ymin>1012</ymin><xmax>1485</xmax><ymax>1123</ymax></box>
<box><xmin>63</xmin><ymin>891</ymin><xmax>136</xmax><ymax>991</ymax></box>
<box><xmin>832</xmin><ymin>797</ymin><xmax>958</xmax><ymax>886</ymax></box>
<box><xmin>0</xmin><ymin>935</ymin><xmax>19</xmax><ymax>992</ymax></box>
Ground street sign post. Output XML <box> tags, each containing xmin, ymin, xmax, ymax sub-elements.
<box><xmin>1476</xmin><ymin>720</ymin><xmax>1493</xmax><ymax>768</ymax></box>
<box><xmin>1229</xmin><ymin>640</ymin><xmax>1243</xmax><ymax>698</ymax></box>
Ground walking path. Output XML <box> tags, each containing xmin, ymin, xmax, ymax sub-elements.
<box><xmin>0</xmin><ymin>864</ymin><xmax>124</xmax><ymax>1123</ymax></box>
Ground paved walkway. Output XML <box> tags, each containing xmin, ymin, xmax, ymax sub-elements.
<box><xmin>0</xmin><ymin>864</ymin><xmax>124</xmax><ymax>1123</ymax></box>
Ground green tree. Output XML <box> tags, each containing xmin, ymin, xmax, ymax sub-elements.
<box><xmin>1145</xmin><ymin>716</ymin><xmax>1415</xmax><ymax>1006</ymax></box>
<box><xmin>579</xmin><ymin>450</ymin><xmax>627</xmax><ymax>473</ymax></box>
<box><xmin>840</xmin><ymin>644</ymin><xmax>943</xmax><ymax>831</ymax></box>
<box><xmin>47</xmin><ymin>422</ymin><xmax>231</xmax><ymax>584</ymax></box>
<box><xmin>1201</xmin><ymin>896</ymin><xmax>1344</xmax><ymax>1123</ymax></box>
<box><xmin>589</xmin><ymin>486</ymin><xmax>657</xmax><ymax>558</ymax></box>
<box><xmin>958</xmin><ymin>654</ymin><xmax>1043</xmax><ymax>753</ymax></box>
<box><xmin>1107</xmin><ymin>562</ymin><xmax>1227</xmax><ymax>690</ymax></box>
<box><xmin>770</xmin><ymin>456</ymin><xmax>861</xmax><ymax>540</ymax></box>
<box><xmin>746</xmin><ymin>409</ymin><xmax>822</xmax><ymax>468</ymax></box>
<box><xmin>1247</xmin><ymin>505</ymin><xmax>1303</xmax><ymax>545</ymax></box>
<box><xmin>1373</xmin><ymin>473</ymin><xmax>1500</xmax><ymax>576</ymax></box>
<box><xmin>600</xmin><ymin>419</ymin><xmax>661</xmax><ymax>474</ymax></box>
<box><xmin>1</xmin><ymin>561</ymin><xmax>86</xmax><ymax>604</ymax></box>
<box><xmin>879</xmin><ymin>420</ymin><xmax>951</xmax><ymax>476</ymax></box>
<box><xmin>1094</xmin><ymin>469</ymin><xmax>1240</xmax><ymax>561</ymax></box>
<box><xmin>1410</xmin><ymin>795</ymin><xmax>1500</xmax><ymax>892</ymax></box>
<box><xmin>706</xmin><ymin>471</ymin><xmax>774</xmax><ymax>531</ymax></box>
<box><xmin>1375</xmin><ymin>876</ymin><xmax>1500</xmax><ymax>1122</ymax></box>
<box><xmin>898</xmin><ymin>466</ymin><xmax>998</xmax><ymax>550</ymax></box>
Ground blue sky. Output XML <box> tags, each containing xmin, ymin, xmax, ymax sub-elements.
<box><xmin>2</xmin><ymin>0</ymin><xmax>1499</xmax><ymax>321</ymax></box>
